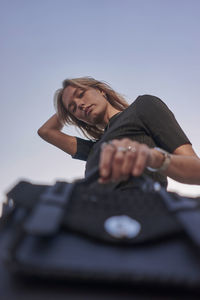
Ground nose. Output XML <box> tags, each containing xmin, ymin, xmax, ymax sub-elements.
<box><xmin>76</xmin><ymin>99</ymin><xmax>85</xmax><ymax>111</ymax></box>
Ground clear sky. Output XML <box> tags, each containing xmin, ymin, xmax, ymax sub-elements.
<box><xmin>1</xmin><ymin>0</ymin><xmax>200</xmax><ymax>201</ymax></box>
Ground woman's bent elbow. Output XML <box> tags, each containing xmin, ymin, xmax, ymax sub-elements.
<box><xmin>37</xmin><ymin>127</ymin><xmax>48</xmax><ymax>138</ymax></box>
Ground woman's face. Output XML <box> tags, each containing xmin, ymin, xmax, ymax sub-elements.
<box><xmin>62</xmin><ymin>85</ymin><xmax>109</xmax><ymax>125</ymax></box>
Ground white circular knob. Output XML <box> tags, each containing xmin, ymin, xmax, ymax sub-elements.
<box><xmin>104</xmin><ymin>215</ymin><xmax>141</xmax><ymax>239</ymax></box>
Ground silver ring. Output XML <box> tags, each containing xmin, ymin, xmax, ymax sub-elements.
<box><xmin>102</xmin><ymin>143</ymin><xmax>137</xmax><ymax>153</ymax></box>
<box><xmin>117</xmin><ymin>146</ymin><xmax>128</xmax><ymax>153</ymax></box>
<box><xmin>117</xmin><ymin>146</ymin><xmax>137</xmax><ymax>153</ymax></box>
<box><xmin>101</xmin><ymin>141</ymin><xmax>116</xmax><ymax>150</ymax></box>
<box><xmin>127</xmin><ymin>146</ymin><xmax>136</xmax><ymax>152</ymax></box>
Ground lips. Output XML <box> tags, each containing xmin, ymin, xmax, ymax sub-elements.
<box><xmin>85</xmin><ymin>105</ymin><xmax>93</xmax><ymax>116</ymax></box>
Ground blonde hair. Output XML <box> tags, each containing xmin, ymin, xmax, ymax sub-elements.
<box><xmin>54</xmin><ymin>77</ymin><xmax>129</xmax><ymax>139</ymax></box>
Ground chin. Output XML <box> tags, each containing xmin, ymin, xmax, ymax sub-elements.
<box><xmin>92</xmin><ymin>111</ymin><xmax>104</xmax><ymax>125</ymax></box>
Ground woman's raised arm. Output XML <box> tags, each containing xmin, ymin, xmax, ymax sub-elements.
<box><xmin>37</xmin><ymin>114</ymin><xmax>77</xmax><ymax>156</ymax></box>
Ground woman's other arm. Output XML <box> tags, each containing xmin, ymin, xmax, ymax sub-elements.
<box><xmin>37</xmin><ymin>114</ymin><xmax>77</xmax><ymax>156</ymax></box>
<box><xmin>157</xmin><ymin>144</ymin><xmax>200</xmax><ymax>183</ymax></box>
<box><xmin>99</xmin><ymin>139</ymin><xmax>200</xmax><ymax>185</ymax></box>
<box><xmin>163</xmin><ymin>154</ymin><xmax>200</xmax><ymax>185</ymax></box>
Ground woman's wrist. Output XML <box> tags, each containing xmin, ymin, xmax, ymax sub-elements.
<box><xmin>147</xmin><ymin>148</ymin><xmax>171</xmax><ymax>172</ymax></box>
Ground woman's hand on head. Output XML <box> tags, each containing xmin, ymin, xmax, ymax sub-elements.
<box><xmin>99</xmin><ymin>139</ymin><xmax>153</xmax><ymax>183</ymax></box>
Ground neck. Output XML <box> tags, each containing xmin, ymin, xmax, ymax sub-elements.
<box><xmin>100</xmin><ymin>105</ymin><xmax>121</xmax><ymax>129</ymax></box>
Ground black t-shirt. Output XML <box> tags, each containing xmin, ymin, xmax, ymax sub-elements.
<box><xmin>72</xmin><ymin>95</ymin><xmax>191</xmax><ymax>187</ymax></box>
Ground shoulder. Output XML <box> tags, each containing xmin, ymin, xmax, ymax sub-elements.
<box><xmin>132</xmin><ymin>94</ymin><xmax>166</xmax><ymax>107</ymax></box>
<box><xmin>131</xmin><ymin>94</ymin><xmax>172</xmax><ymax>117</ymax></box>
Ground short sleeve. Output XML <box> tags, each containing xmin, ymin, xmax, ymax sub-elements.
<box><xmin>72</xmin><ymin>137</ymin><xmax>95</xmax><ymax>161</ymax></box>
<box><xmin>135</xmin><ymin>95</ymin><xmax>191</xmax><ymax>153</ymax></box>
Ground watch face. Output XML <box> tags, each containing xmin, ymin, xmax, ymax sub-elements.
<box><xmin>148</xmin><ymin>147</ymin><xmax>171</xmax><ymax>173</ymax></box>
<box><xmin>154</xmin><ymin>147</ymin><xmax>168</xmax><ymax>155</ymax></box>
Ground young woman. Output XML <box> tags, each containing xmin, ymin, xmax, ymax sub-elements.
<box><xmin>38</xmin><ymin>77</ymin><xmax>200</xmax><ymax>187</ymax></box>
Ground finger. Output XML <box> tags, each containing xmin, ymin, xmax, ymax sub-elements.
<box><xmin>121</xmin><ymin>148</ymin><xmax>137</xmax><ymax>177</ymax></box>
<box><xmin>99</xmin><ymin>142</ymin><xmax>116</xmax><ymax>180</ymax></box>
<box><xmin>110</xmin><ymin>140</ymin><xmax>138</xmax><ymax>181</ymax></box>
<box><xmin>111</xmin><ymin>150</ymin><xmax>126</xmax><ymax>180</ymax></box>
<box><xmin>109</xmin><ymin>139</ymin><xmax>131</xmax><ymax>181</ymax></box>
<box><xmin>132</xmin><ymin>145</ymin><xmax>149</xmax><ymax>176</ymax></box>
<box><xmin>98</xmin><ymin>177</ymin><xmax>113</xmax><ymax>184</ymax></box>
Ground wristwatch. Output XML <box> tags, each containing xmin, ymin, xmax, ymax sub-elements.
<box><xmin>147</xmin><ymin>147</ymin><xmax>171</xmax><ymax>172</ymax></box>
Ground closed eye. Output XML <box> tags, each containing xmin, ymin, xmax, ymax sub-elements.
<box><xmin>78</xmin><ymin>90</ymin><xmax>85</xmax><ymax>98</ymax></box>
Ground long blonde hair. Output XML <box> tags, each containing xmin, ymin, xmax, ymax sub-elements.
<box><xmin>54</xmin><ymin>77</ymin><xmax>129</xmax><ymax>139</ymax></box>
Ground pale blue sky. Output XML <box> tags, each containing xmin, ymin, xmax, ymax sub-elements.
<box><xmin>1</xmin><ymin>0</ymin><xmax>200</xmax><ymax>200</ymax></box>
